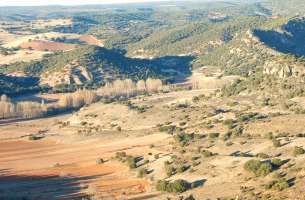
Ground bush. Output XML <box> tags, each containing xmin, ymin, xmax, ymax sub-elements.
<box><xmin>202</xmin><ymin>150</ymin><xmax>215</xmax><ymax>157</ymax></box>
<box><xmin>115</xmin><ymin>152</ymin><xmax>138</xmax><ymax>169</ymax></box>
<box><xmin>174</xmin><ymin>133</ymin><xmax>195</xmax><ymax>145</ymax></box>
<box><xmin>232</xmin><ymin>125</ymin><xmax>244</xmax><ymax>137</ymax></box>
<box><xmin>223</xmin><ymin>119</ymin><xmax>236</xmax><ymax>129</ymax></box>
<box><xmin>293</xmin><ymin>146</ymin><xmax>305</xmax><ymax>156</ymax></box>
<box><xmin>272</xmin><ymin>139</ymin><xmax>281</xmax><ymax>148</ymax></box>
<box><xmin>185</xmin><ymin>195</ymin><xmax>196</xmax><ymax>200</ymax></box>
<box><xmin>222</xmin><ymin>132</ymin><xmax>232</xmax><ymax>141</ymax></box>
<box><xmin>256</xmin><ymin>153</ymin><xmax>270</xmax><ymax>159</ymax></box>
<box><xmin>156</xmin><ymin>179</ymin><xmax>191</xmax><ymax>193</ymax></box>
<box><xmin>264</xmin><ymin>132</ymin><xmax>274</xmax><ymax>140</ymax></box>
<box><xmin>244</xmin><ymin>159</ymin><xmax>273</xmax><ymax>177</ymax></box>
<box><xmin>159</xmin><ymin>125</ymin><xmax>176</xmax><ymax>134</ymax></box>
<box><xmin>208</xmin><ymin>132</ymin><xmax>220</xmax><ymax>139</ymax></box>
<box><xmin>115</xmin><ymin>151</ymin><xmax>127</xmax><ymax>160</ymax></box>
<box><xmin>271</xmin><ymin>158</ymin><xmax>283</xmax><ymax>168</ymax></box>
<box><xmin>126</xmin><ymin>156</ymin><xmax>137</xmax><ymax>169</ymax></box>
<box><xmin>265</xmin><ymin>178</ymin><xmax>289</xmax><ymax>191</ymax></box>
<box><xmin>177</xmin><ymin>164</ymin><xmax>188</xmax><ymax>173</ymax></box>
<box><xmin>170</xmin><ymin>179</ymin><xmax>191</xmax><ymax>193</ymax></box>
<box><xmin>138</xmin><ymin>168</ymin><xmax>148</xmax><ymax>178</ymax></box>
<box><xmin>96</xmin><ymin>158</ymin><xmax>104</xmax><ymax>164</ymax></box>
<box><xmin>165</xmin><ymin>164</ymin><xmax>176</xmax><ymax>177</ymax></box>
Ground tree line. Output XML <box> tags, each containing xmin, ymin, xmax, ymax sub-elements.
<box><xmin>0</xmin><ymin>90</ymin><xmax>98</xmax><ymax>120</ymax></box>
<box><xmin>0</xmin><ymin>78</ymin><xmax>164</xmax><ymax>120</ymax></box>
<box><xmin>98</xmin><ymin>78</ymin><xmax>164</xmax><ymax>97</ymax></box>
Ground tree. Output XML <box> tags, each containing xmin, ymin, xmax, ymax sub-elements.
<box><xmin>136</xmin><ymin>80</ymin><xmax>146</xmax><ymax>93</ymax></box>
<box><xmin>17</xmin><ymin>102</ymin><xmax>45</xmax><ymax>119</ymax></box>
<box><xmin>146</xmin><ymin>78</ymin><xmax>162</xmax><ymax>93</ymax></box>
<box><xmin>0</xmin><ymin>101</ymin><xmax>15</xmax><ymax>119</ymax></box>
<box><xmin>0</xmin><ymin>94</ymin><xmax>8</xmax><ymax>102</ymax></box>
<box><xmin>59</xmin><ymin>94</ymin><xmax>73</xmax><ymax>109</ymax></box>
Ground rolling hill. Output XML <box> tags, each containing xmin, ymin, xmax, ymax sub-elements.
<box><xmin>0</xmin><ymin>45</ymin><xmax>193</xmax><ymax>94</ymax></box>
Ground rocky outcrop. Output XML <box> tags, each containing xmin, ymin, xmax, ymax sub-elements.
<box><xmin>40</xmin><ymin>61</ymin><xmax>94</xmax><ymax>87</ymax></box>
<box><xmin>263</xmin><ymin>60</ymin><xmax>305</xmax><ymax>78</ymax></box>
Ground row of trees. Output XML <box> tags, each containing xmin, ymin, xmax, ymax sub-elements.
<box><xmin>0</xmin><ymin>95</ymin><xmax>46</xmax><ymax>119</ymax></box>
<box><xmin>98</xmin><ymin>78</ymin><xmax>163</xmax><ymax>97</ymax></box>
<box><xmin>0</xmin><ymin>78</ymin><xmax>164</xmax><ymax>120</ymax></box>
<box><xmin>0</xmin><ymin>90</ymin><xmax>98</xmax><ymax>120</ymax></box>
<box><xmin>59</xmin><ymin>90</ymin><xmax>98</xmax><ymax>109</ymax></box>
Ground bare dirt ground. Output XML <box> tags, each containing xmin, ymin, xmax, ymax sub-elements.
<box><xmin>20</xmin><ymin>40</ymin><xmax>77</xmax><ymax>52</ymax></box>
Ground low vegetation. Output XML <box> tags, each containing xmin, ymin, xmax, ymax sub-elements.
<box><xmin>156</xmin><ymin>179</ymin><xmax>192</xmax><ymax>193</ymax></box>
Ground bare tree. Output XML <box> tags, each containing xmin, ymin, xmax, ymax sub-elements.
<box><xmin>136</xmin><ymin>80</ymin><xmax>146</xmax><ymax>93</ymax></box>
<box><xmin>98</xmin><ymin>78</ymin><xmax>163</xmax><ymax>97</ymax></box>
<box><xmin>72</xmin><ymin>91</ymin><xmax>85</xmax><ymax>108</ymax></box>
<box><xmin>17</xmin><ymin>102</ymin><xmax>45</xmax><ymax>119</ymax></box>
<box><xmin>81</xmin><ymin>90</ymin><xmax>98</xmax><ymax>105</ymax></box>
<box><xmin>146</xmin><ymin>78</ymin><xmax>163</xmax><ymax>93</ymax></box>
<box><xmin>0</xmin><ymin>94</ymin><xmax>9</xmax><ymax>102</ymax></box>
<box><xmin>59</xmin><ymin>94</ymin><xmax>73</xmax><ymax>109</ymax></box>
<box><xmin>0</xmin><ymin>101</ymin><xmax>15</xmax><ymax>119</ymax></box>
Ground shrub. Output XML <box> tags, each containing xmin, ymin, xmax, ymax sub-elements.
<box><xmin>177</xmin><ymin>164</ymin><xmax>188</xmax><ymax>173</ymax></box>
<box><xmin>159</xmin><ymin>125</ymin><xmax>176</xmax><ymax>134</ymax></box>
<box><xmin>170</xmin><ymin>179</ymin><xmax>191</xmax><ymax>193</ymax></box>
<box><xmin>293</xmin><ymin>146</ymin><xmax>305</xmax><ymax>156</ymax></box>
<box><xmin>156</xmin><ymin>179</ymin><xmax>191</xmax><ymax>193</ymax></box>
<box><xmin>244</xmin><ymin>159</ymin><xmax>273</xmax><ymax>177</ymax></box>
<box><xmin>264</xmin><ymin>132</ymin><xmax>274</xmax><ymax>140</ymax></box>
<box><xmin>223</xmin><ymin>119</ymin><xmax>235</xmax><ymax>129</ymax></box>
<box><xmin>96</xmin><ymin>158</ymin><xmax>104</xmax><ymax>164</ymax></box>
<box><xmin>202</xmin><ymin>150</ymin><xmax>215</xmax><ymax>158</ymax></box>
<box><xmin>226</xmin><ymin>141</ymin><xmax>234</xmax><ymax>146</ymax></box>
<box><xmin>138</xmin><ymin>168</ymin><xmax>148</xmax><ymax>178</ymax></box>
<box><xmin>174</xmin><ymin>133</ymin><xmax>195</xmax><ymax>145</ymax></box>
<box><xmin>28</xmin><ymin>135</ymin><xmax>42</xmax><ymax>141</ymax></box>
<box><xmin>256</xmin><ymin>153</ymin><xmax>270</xmax><ymax>159</ymax></box>
<box><xmin>222</xmin><ymin>132</ymin><xmax>232</xmax><ymax>141</ymax></box>
<box><xmin>272</xmin><ymin>139</ymin><xmax>281</xmax><ymax>148</ymax></box>
<box><xmin>265</xmin><ymin>178</ymin><xmax>289</xmax><ymax>191</ymax></box>
<box><xmin>192</xmin><ymin>96</ymin><xmax>200</xmax><ymax>103</ymax></box>
<box><xmin>271</xmin><ymin>158</ymin><xmax>283</xmax><ymax>168</ymax></box>
<box><xmin>126</xmin><ymin>156</ymin><xmax>137</xmax><ymax>169</ymax></box>
<box><xmin>185</xmin><ymin>195</ymin><xmax>196</xmax><ymax>200</ymax></box>
<box><xmin>165</xmin><ymin>164</ymin><xmax>176</xmax><ymax>177</ymax></box>
<box><xmin>208</xmin><ymin>132</ymin><xmax>220</xmax><ymax>139</ymax></box>
<box><xmin>156</xmin><ymin>180</ymin><xmax>168</xmax><ymax>192</ymax></box>
<box><xmin>115</xmin><ymin>152</ymin><xmax>127</xmax><ymax>160</ymax></box>
<box><xmin>232</xmin><ymin>125</ymin><xmax>244</xmax><ymax>137</ymax></box>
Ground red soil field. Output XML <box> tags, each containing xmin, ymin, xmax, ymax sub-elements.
<box><xmin>20</xmin><ymin>40</ymin><xmax>76</xmax><ymax>51</ymax></box>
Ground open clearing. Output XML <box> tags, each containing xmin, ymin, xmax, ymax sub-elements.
<box><xmin>20</xmin><ymin>40</ymin><xmax>77</xmax><ymax>51</ymax></box>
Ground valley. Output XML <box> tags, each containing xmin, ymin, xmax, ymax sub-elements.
<box><xmin>1</xmin><ymin>1</ymin><xmax>305</xmax><ymax>200</ymax></box>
